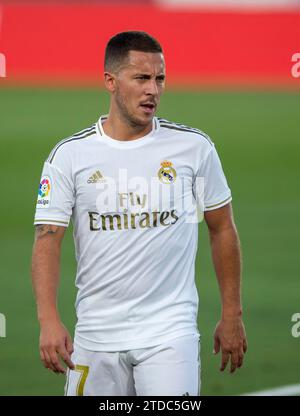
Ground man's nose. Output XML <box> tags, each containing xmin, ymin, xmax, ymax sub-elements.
<box><xmin>145</xmin><ymin>78</ymin><xmax>158</xmax><ymax>96</ymax></box>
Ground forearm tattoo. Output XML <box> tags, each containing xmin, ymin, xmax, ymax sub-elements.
<box><xmin>35</xmin><ymin>224</ymin><xmax>59</xmax><ymax>239</ymax></box>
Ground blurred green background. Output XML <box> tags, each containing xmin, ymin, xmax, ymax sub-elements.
<box><xmin>0</xmin><ymin>87</ymin><xmax>299</xmax><ymax>395</ymax></box>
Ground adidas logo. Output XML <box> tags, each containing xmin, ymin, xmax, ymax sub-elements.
<box><xmin>87</xmin><ymin>170</ymin><xmax>105</xmax><ymax>184</ymax></box>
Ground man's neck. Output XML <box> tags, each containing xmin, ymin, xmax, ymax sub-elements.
<box><xmin>102</xmin><ymin>112</ymin><xmax>153</xmax><ymax>142</ymax></box>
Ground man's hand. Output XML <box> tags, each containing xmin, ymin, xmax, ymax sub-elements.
<box><xmin>213</xmin><ymin>317</ymin><xmax>247</xmax><ymax>373</ymax></box>
<box><xmin>32</xmin><ymin>225</ymin><xmax>73</xmax><ymax>374</ymax></box>
<box><xmin>39</xmin><ymin>319</ymin><xmax>75</xmax><ymax>374</ymax></box>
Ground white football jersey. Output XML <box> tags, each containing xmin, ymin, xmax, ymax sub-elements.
<box><xmin>34</xmin><ymin>115</ymin><xmax>232</xmax><ymax>351</ymax></box>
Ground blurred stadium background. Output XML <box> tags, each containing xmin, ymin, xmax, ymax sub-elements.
<box><xmin>0</xmin><ymin>0</ymin><xmax>300</xmax><ymax>396</ymax></box>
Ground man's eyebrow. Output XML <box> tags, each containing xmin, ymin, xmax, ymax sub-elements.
<box><xmin>134</xmin><ymin>73</ymin><xmax>150</xmax><ymax>77</ymax></box>
<box><xmin>133</xmin><ymin>73</ymin><xmax>166</xmax><ymax>78</ymax></box>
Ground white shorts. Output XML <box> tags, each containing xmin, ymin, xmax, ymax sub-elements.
<box><xmin>65</xmin><ymin>333</ymin><xmax>201</xmax><ymax>396</ymax></box>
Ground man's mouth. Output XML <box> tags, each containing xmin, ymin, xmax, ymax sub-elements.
<box><xmin>140</xmin><ymin>103</ymin><xmax>156</xmax><ymax>114</ymax></box>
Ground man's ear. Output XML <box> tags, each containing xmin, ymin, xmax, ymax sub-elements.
<box><xmin>104</xmin><ymin>72</ymin><xmax>116</xmax><ymax>93</ymax></box>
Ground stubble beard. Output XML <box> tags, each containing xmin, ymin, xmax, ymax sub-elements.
<box><xmin>115</xmin><ymin>91</ymin><xmax>154</xmax><ymax>129</ymax></box>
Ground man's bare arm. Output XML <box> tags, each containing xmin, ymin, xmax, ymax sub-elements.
<box><xmin>31</xmin><ymin>224</ymin><xmax>74</xmax><ymax>374</ymax></box>
<box><xmin>204</xmin><ymin>203</ymin><xmax>247</xmax><ymax>373</ymax></box>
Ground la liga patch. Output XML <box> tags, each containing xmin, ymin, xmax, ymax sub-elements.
<box><xmin>37</xmin><ymin>176</ymin><xmax>51</xmax><ymax>208</ymax></box>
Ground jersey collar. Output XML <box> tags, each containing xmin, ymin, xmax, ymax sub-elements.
<box><xmin>96</xmin><ymin>115</ymin><xmax>159</xmax><ymax>149</ymax></box>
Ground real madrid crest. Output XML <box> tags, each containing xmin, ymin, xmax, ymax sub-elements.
<box><xmin>158</xmin><ymin>160</ymin><xmax>177</xmax><ymax>184</ymax></box>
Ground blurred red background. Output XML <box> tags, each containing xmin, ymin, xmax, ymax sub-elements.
<box><xmin>0</xmin><ymin>1</ymin><xmax>300</xmax><ymax>87</ymax></box>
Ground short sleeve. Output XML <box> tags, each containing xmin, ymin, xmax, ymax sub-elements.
<box><xmin>33</xmin><ymin>161</ymin><xmax>75</xmax><ymax>227</ymax></box>
<box><xmin>195</xmin><ymin>145</ymin><xmax>232</xmax><ymax>211</ymax></box>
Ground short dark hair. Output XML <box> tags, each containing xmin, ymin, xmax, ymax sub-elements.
<box><xmin>104</xmin><ymin>31</ymin><xmax>163</xmax><ymax>73</ymax></box>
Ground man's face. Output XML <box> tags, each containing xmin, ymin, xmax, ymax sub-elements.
<box><xmin>110</xmin><ymin>50</ymin><xmax>166</xmax><ymax>127</ymax></box>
